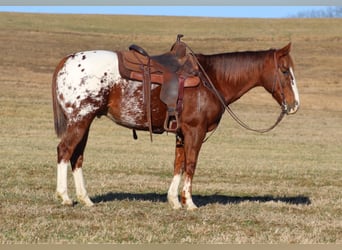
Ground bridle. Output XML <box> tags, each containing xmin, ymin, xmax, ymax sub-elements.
<box><xmin>188</xmin><ymin>46</ymin><xmax>289</xmax><ymax>134</ymax></box>
<box><xmin>271</xmin><ymin>51</ymin><xmax>289</xmax><ymax>116</ymax></box>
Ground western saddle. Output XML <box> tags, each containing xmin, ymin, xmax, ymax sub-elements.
<box><xmin>117</xmin><ymin>34</ymin><xmax>200</xmax><ymax>137</ymax></box>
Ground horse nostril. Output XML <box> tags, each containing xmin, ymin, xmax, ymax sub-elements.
<box><xmin>295</xmin><ymin>100</ymin><xmax>300</xmax><ymax>108</ymax></box>
<box><xmin>289</xmin><ymin>103</ymin><xmax>300</xmax><ymax>114</ymax></box>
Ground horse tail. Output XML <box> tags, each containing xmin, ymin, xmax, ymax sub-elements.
<box><xmin>52</xmin><ymin>56</ymin><xmax>69</xmax><ymax>138</ymax></box>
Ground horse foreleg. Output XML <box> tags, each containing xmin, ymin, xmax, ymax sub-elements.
<box><xmin>182</xmin><ymin>174</ymin><xmax>197</xmax><ymax>210</ymax></box>
<box><xmin>181</xmin><ymin>128</ymin><xmax>205</xmax><ymax>210</ymax></box>
<box><xmin>70</xmin><ymin>128</ymin><xmax>94</xmax><ymax>207</ymax></box>
<box><xmin>167</xmin><ymin>134</ymin><xmax>185</xmax><ymax>209</ymax></box>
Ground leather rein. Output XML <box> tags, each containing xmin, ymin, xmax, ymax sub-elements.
<box><xmin>186</xmin><ymin>45</ymin><xmax>288</xmax><ymax>134</ymax></box>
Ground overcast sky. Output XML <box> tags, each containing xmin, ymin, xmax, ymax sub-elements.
<box><xmin>0</xmin><ymin>6</ymin><xmax>331</xmax><ymax>18</ymax></box>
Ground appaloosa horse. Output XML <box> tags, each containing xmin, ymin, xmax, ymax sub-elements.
<box><xmin>52</xmin><ymin>41</ymin><xmax>299</xmax><ymax>210</ymax></box>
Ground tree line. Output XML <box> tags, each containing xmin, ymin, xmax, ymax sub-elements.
<box><xmin>292</xmin><ymin>6</ymin><xmax>342</xmax><ymax>18</ymax></box>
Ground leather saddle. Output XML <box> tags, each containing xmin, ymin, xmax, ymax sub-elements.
<box><xmin>117</xmin><ymin>34</ymin><xmax>200</xmax><ymax>135</ymax></box>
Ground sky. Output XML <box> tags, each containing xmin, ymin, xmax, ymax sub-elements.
<box><xmin>0</xmin><ymin>6</ymin><xmax>331</xmax><ymax>18</ymax></box>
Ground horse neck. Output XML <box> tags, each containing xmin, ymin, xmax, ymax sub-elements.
<box><xmin>197</xmin><ymin>51</ymin><xmax>272</xmax><ymax>104</ymax></box>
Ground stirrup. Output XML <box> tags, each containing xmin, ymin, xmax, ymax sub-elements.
<box><xmin>164</xmin><ymin>109</ymin><xmax>179</xmax><ymax>132</ymax></box>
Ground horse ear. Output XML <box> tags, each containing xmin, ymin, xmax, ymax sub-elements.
<box><xmin>276</xmin><ymin>42</ymin><xmax>291</xmax><ymax>58</ymax></box>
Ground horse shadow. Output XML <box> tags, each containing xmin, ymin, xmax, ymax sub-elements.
<box><xmin>91</xmin><ymin>192</ymin><xmax>311</xmax><ymax>207</ymax></box>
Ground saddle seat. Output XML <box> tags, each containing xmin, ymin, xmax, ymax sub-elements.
<box><xmin>117</xmin><ymin>34</ymin><xmax>200</xmax><ymax>134</ymax></box>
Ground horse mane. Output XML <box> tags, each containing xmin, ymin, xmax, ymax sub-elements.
<box><xmin>197</xmin><ymin>49</ymin><xmax>276</xmax><ymax>84</ymax></box>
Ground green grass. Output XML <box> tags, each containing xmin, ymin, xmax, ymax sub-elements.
<box><xmin>0</xmin><ymin>12</ymin><xmax>341</xmax><ymax>243</ymax></box>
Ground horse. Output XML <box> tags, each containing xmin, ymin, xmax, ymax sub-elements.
<box><xmin>52</xmin><ymin>42</ymin><xmax>299</xmax><ymax>210</ymax></box>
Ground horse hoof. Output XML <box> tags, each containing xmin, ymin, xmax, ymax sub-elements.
<box><xmin>187</xmin><ymin>206</ymin><xmax>198</xmax><ymax>211</ymax></box>
<box><xmin>167</xmin><ymin>196</ymin><xmax>182</xmax><ymax>210</ymax></box>
<box><xmin>84</xmin><ymin>200</ymin><xmax>94</xmax><ymax>207</ymax></box>
<box><xmin>78</xmin><ymin>196</ymin><xmax>94</xmax><ymax>207</ymax></box>
<box><xmin>171</xmin><ymin>203</ymin><xmax>182</xmax><ymax>210</ymax></box>
<box><xmin>61</xmin><ymin>199</ymin><xmax>74</xmax><ymax>206</ymax></box>
<box><xmin>55</xmin><ymin>192</ymin><xmax>74</xmax><ymax>206</ymax></box>
<box><xmin>186</xmin><ymin>204</ymin><xmax>198</xmax><ymax>211</ymax></box>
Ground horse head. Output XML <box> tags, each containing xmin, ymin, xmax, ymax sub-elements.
<box><xmin>265</xmin><ymin>43</ymin><xmax>300</xmax><ymax>115</ymax></box>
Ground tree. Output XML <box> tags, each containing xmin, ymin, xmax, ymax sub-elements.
<box><xmin>292</xmin><ymin>6</ymin><xmax>342</xmax><ymax>18</ymax></box>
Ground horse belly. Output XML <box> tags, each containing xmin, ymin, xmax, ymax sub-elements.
<box><xmin>55</xmin><ymin>50</ymin><xmax>121</xmax><ymax>123</ymax></box>
<box><xmin>107</xmin><ymin>80</ymin><xmax>146</xmax><ymax>128</ymax></box>
<box><xmin>107</xmin><ymin>81</ymin><xmax>166</xmax><ymax>131</ymax></box>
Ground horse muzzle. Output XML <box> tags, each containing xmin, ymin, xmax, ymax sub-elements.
<box><xmin>284</xmin><ymin>100</ymin><xmax>300</xmax><ymax>115</ymax></box>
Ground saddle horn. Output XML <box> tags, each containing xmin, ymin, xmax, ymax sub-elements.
<box><xmin>170</xmin><ymin>34</ymin><xmax>186</xmax><ymax>57</ymax></box>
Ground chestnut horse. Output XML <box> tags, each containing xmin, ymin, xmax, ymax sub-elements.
<box><xmin>52</xmin><ymin>43</ymin><xmax>299</xmax><ymax>210</ymax></box>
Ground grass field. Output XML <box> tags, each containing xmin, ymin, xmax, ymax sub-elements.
<box><xmin>0</xmin><ymin>13</ymin><xmax>341</xmax><ymax>243</ymax></box>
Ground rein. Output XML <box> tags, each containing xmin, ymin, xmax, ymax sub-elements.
<box><xmin>186</xmin><ymin>45</ymin><xmax>287</xmax><ymax>134</ymax></box>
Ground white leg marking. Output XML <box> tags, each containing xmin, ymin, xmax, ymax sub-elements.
<box><xmin>73</xmin><ymin>168</ymin><xmax>94</xmax><ymax>207</ymax></box>
<box><xmin>56</xmin><ymin>161</ymin><xmax>73</xmax><ymax>206</ymax></box>
<box><xmin>182</xmin><ymin>177</ymin><xmax>198</xmax><ymax>210</ymax></box>
<box><xmin>289</xmin><ymin>67</ymin><xmax>300</xmax><ymax>114</ymax></box>
<box><xmin>167</xmin><ymin>174</ymin><xmax>182</xmax><ymax>209</ymax></box>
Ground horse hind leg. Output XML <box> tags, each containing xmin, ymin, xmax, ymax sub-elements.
<box><xmin>70</xmin><ymin>128</ymin><xmax>94</xmax><ymax>207</ymax></box>
<box><xmin>56</xmin><ymin>160</ymin><xmax>73</xmax><ymax>206</ymax></box>
<box><xmin>56</xmin><ymin>119</ymin><xmax>93</xmax><ymax>206</ymax></box>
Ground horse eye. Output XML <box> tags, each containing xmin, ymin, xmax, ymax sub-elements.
<box><xmin>282</xmin><ymin>69</ymin><xmax>290</xmax><ymax>76</ymax></box>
